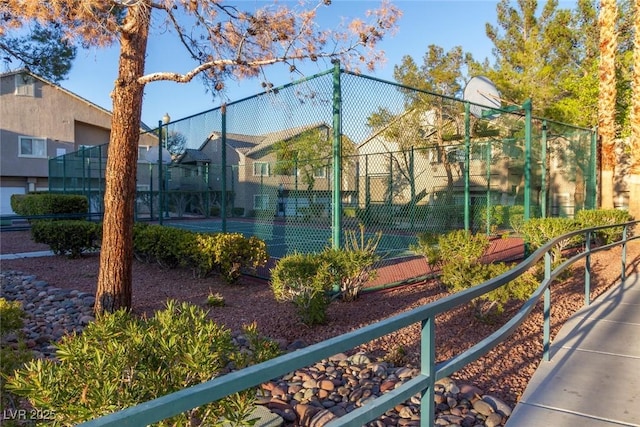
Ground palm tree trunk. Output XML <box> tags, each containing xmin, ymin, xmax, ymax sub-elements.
<box><xmin>598</xmin><ymin>0</ymin><xmax>618</xmax><ymax>209</ymax></box>
<box><xmin>628</xmin><ymin>1</ymin><xmax>640</xmax><ymax>220</ymax></box>
<box><xmin>95</xmin><ymin>4</ymin><xmax>151</xmax><ymax>314</ymax></box>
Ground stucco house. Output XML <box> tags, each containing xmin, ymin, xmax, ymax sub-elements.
<box><xmin>172</xmin><ymin>122</ymin><xmax>357</xmax><ymax>217</ymax></box>
<box><xmin>0</xmin><ymin>69</ymin><xmax>156</xmax><ymax>215</ymax></box>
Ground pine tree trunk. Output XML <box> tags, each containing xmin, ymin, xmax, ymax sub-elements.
<box><xmin>95</xmin><ymin>5</ymin><xmax>151</xmax><ymax>314</ymax></box>
<box><xmin>597</xmin><ymin>0</ymin><xmax>618</xmax><ymax>209</ymax></box>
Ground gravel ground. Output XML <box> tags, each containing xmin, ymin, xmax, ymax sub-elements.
<box><xmin>1</xmin><ymin>229</ymin><xmax>638</xmax><ymax>409</ymax></box>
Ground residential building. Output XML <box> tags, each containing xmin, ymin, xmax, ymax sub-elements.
<box><xmin>0</xmin><ymin>69</ymin><xmax>156</xmax><ymax>215</ymax></box>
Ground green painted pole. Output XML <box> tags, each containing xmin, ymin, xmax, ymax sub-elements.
<box><xmin>486</xmin><ymin>140</ymin><xmax>491</xmax><ymax>235</ymax></box>
<box><xmin>331</xmin><ymin>60</ymin><xmax>342</xmax><ymax>249</ymax></box>
<box><xmin>221</xmin><ymin>104</ymin><xmax>227</xmax><ymax>232</ymax></box>
<box><xmin>588</xmin><ymin>128</ymin><xmax>597</xmax><ymax>209</ymax></box>
<box><xmin>464</xmin><ymin>102</ymin><xmax>470</xmax><ymax>231</ymax></box>
<box><xmin>158</xmin><ymin>119</ymin><xmax>164</xmax><ymax>225</ymax></box>
<box><xmin>541</xmin><ymin>121</ymin><xmax>547</xmax><ymax>218</ymax></box>
<box><xmin>524</xmin><ymin>99</ymin><xmax>532</xmax><ymax>220</ymax></box>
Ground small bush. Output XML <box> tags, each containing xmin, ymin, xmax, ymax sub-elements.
<box><xmin>413</xmin><ymin>229</ymin><xmax>537</xmax><ymax>318</ymax></box>
<box><xmin>231</xmin><ymin>207</ymin><xmax>245</xmax><ymax>217</ymax></box>
<box><xmin>520</xmin><ymin>217</ymin><xmax>581</xmax><ymax>262</ymax></box>
<box><xmin>320</xmin><ymin>225</ymin><xmax>381</xmax><ymax>301</ymax></box>
<box><xmin>190</xmin><ymin>233</ymin><xmax>268</xmax><ymax>284</ymax></box>
<box><xmin>6</xmin><ymin>301</ymin><xmax>280</xmax><ymax>426</ymax></box>
<box><xmin>270</xmin><ymin>253</ymin><xmax>334</xmax><ymax>326</ymax></box>
<box><xmin>1</xmin><ymin>299</ymin><xmax>32</xmax><ymax>415</ymax></box>
<box><xmin>575</xmin><ymin>209</ymin><xmax>633</xmax><ymax>245</ymax></box>
<box><xmin>31</xmin><ymin>220</ymin><xmax>100</xmax><ymax>258</ymax></box>
<box><xmin>11</xmin><ymin>193</ymin><xmax>88</xmax><ymax>219</ymax></box>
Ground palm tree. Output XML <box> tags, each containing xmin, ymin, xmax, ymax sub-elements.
<box><xmin>628</xmin><ymin>1</ymin><xmax>640</xmax><ymax>219</ymax></box>
<box><xmin>597</xmin><ymin>0</ymin><xmax>618</xmax><ymax>209</ymax></box>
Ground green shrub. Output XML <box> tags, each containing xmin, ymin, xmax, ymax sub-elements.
<box><xmin>11</xmin><ymin>193</ymin><xmax>88</xmax><ymax>219</ymax></box>
<box><xmin>190</xmin><ymin>233</ymin><xmax>268</xmax><ymax>284</ymax></box>
<box><xmin>320</xmin><ymin>225</ymin><xmax>381</xmax><ymax>301</ymax></box>
<box><xmin>520</xmin><ymin>217</ymin><xmax>581</xmax><ymax>262</ymax></box>
<box><xmin>413</xmin><ymin>229</ymin><xmax>537</xmax><ymax>318</ymax></box>
<box><xmin>132</xmin><ymin>224</ymin><xmax>196</xmax><ymax>269</ymax></box>
<box><xmin>575</xmin><ymin>209</ymin><xmax>633</xmax><ymax>245</ymax></box>
<box><xmin>506</xmin><ymin>205</ymin><xmax>526</xmax><ymax>234</ymax></box>
<box><xmin>6</xmin><ymin>301</ymin><xmax>280</xmax><ymax>426</ymax></box>
<box><xmin>270</xmin><ymin>253</ymin><xmax>334</xmax><ymax>326</ymax></box>
<box><xmin>476</xmin><ymin>205</ymin><xmax>506</xmax><ymax>234</ymax></box>
<box><xmin>31</xmin><ymin>220</ymin><xmax>100</xmax><ymax>258</ymax></box>
<box><xmin>209</xmin><ymin>206</ymin><xmax>221</xmax><ymax>217</ymax></box>
<box><xmin>343</xmin><ymin>207</ymin><xmax>357</xmax><ymax>218</ymax></box>
<box><xmin>1</xmin><ymin>299</ymin><xmax>32</xmax><ymax>415</ymax></box>
<box><xmin>231</xmin><ymin>207</ymin><xmax>245</xmax><ymax>217</ymax></box>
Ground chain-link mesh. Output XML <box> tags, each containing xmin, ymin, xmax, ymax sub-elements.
<box><xmin>49</xmin><ymin>67</ymin><xmax>597</xmax><ymax>276</ymax></box>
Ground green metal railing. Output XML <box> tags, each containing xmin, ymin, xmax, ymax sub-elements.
<box><xmin>79</xmin><ymin>220</ymin><xmax>639</xmax><ymax>426</ymax></box>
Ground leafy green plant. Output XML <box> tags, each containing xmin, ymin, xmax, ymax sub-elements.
<box><xmin>575</xmin><ymin>209</ymin><xmax>633</xmax><ymax>245</ymax></box>
<box><xmin>413</xmin><ymin>229</ymin><xmax>537</xmax><ymax>318</ymax></box>
<box><xmin>11</xmin><ymin>193</ymin><xmax>88</xmax><ymax>219</ymax></box>
<box><xmin>1</xmin><ymin>299</ymin><xmax>33</xmax><ymax>417</ymax></box>
<box><xmin>270</xmin><ymin>252</ymin><xmax>334</xmax><ymax>326</ymax></box>
<box><xmin>206</xmin><ymin>291</ymin><xmax>225</xmax><ymax>307</ymax></box>
<box><xmin>193</xmin><ymin>233</ymin><xmax>268</xmax><ymax>284</ymax></box>
<box><xmin>6</xmin><ymin>301</ymin><xmax>280</xmax><ymax>426</ymax></box>
<box><xmin>321</xmin><ymin>224</ymin><xmax>382</xmax><ymax>301</ymax></box>
<box><xmin>520</xmin><ymin>217</ymin><xmax>581</xmax><ymax>264</ymax></box>
<box><xmin>31</xmin><ymin>220</ymin><xmax>100</xmax><ymax>257</ymax></box>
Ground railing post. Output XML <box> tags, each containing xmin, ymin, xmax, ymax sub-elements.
<box><xmin>421</xmin><ymin>317</ymin><xmax>435</xmax><ymax>427</ymax></box>
<box><xmin>543</xmin><ymin>251</ymin><xmax>551</xmax><ymax>362</ymax></box>
<box><xmin>622</xmin><ymin>224</ymin><xmax>628</xmax><ymax>282</ymax></box>
<box><xmin>585</xmin><ymin>231</ymin><xmax>591</xmax><ymax>306</ymax></box>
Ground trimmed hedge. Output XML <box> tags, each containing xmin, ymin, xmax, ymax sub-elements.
<box><xmin>11</xmin><ymin>193</ymin><xmax>88</xmax><ymax>219</ymax></box>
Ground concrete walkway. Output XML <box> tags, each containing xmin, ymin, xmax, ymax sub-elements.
<box><xmin>0</xmin><ymin>250</ymin><xmax>55</xmax><ymax>260</ymax></box>
<box><xmin>506</xmin><ymin>273</ymin><xmax>640</xmax><ymax>426</ymax></box>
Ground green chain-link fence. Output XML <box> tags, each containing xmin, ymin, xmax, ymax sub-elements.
<box><xmin>49</xmin><ymin>64</ymin><xmax>597</xmax><ymax>268</ymax></box>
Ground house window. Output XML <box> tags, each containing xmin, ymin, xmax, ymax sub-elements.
<box><xmin>15</xmin><ymin>74</ymin><xmax>35</xmax><ymax>97</ymax></box>
<box><xmin>19</xmin><ymin>137</ymin><xmax>47</xmax><ymax>158</ymax></box>
<box><xmin>253</xmin><ymin>162</ymin><xmax>270</xmax><ymax>176</ymax></box>
<box><xmin>254</xmin><ymin>194</ymin><xmax>269</xmax><ymax>210</ymax></box>
<box><xmin>313</xmin><ymin>167</ymin><xmax>326</xmax><ymax>178</ymax></box>
<box><xmin>138</xmin><ymin>146</ymin><xmax>150</xmax><ymax>162</ymax></box>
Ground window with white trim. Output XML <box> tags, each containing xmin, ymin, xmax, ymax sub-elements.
<box><xmin>253</xmin><ymin>194</ymin><xmax>270</xmax><ymax>210</ymax></box>
<box><xmin>15</xmin><ymin>74</ymin><xmax>35</xmax><ymax>97</ymax></box>
<box><xmin>253</xmin><ymin>162</ymin><xmax>269</xmax><ymax>176</ymax></box>
<box><xmin>313</xmin><ymin>167</ymin><xmax>326</xmax><ymax>178</ymax></box>
<box><xmin>19</xmin><ymin>137</ymin><xmax>47</xmax><ymax>158</ymax></box>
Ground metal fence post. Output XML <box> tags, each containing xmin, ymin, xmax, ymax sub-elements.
<box><xmin>331</xmin><ymin>60</ymin><xmax>342</xmax><ymax>249</ymax></box>
<box><xmin>464</xmin><ymin>102</ymin><xmax>470</xmax><ymax>231</ymax></box>
<box><xmin>221</xmin><ymin>104</ymin><xmax>227</xmax><ymax>232</ymax></box>
<box><xmin>588</xmin><ymin>128</ymin><xmax>598</xmax><ymax>209</ymax></box>
<box><xmin>524</xmin><ymin>99</ymin><xmax>532</xmax><ymax>220</ymax></box>
<box><xmin>158</xmin><ymin>119</ymin><xmax>164</xmax><ymax>225</ymax></box>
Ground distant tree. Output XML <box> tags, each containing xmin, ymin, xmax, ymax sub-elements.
<box><xmin>0</xmin><ymin>23</ymin><xmax>76</xmax><ymax>82</ymax></box>
<box><xmin>0</xmin><ymin>0</ymin><xmax>400</xmax><ymax>314</ymax></box>
<box><xmin>273</xmin><ymin>127</ymin><xmax>356</xmax><ymax>191</ymax></box>
<box><xmin>483</xmin><ymin>0</ymin><xmax>577</xmax><ymax>118</ymax></box>
<box><xmin>368</xmin><ymin>45</ymin><xmax>473</xmax><ymax>192</ymax></box>
<box><xmin>165</xmin><ymin>131</ymin><xmax>187</xmax><ymax>157</ymax></box>
<box><xmin>598</xmin><ymin>0</ymin><xmax>619</xmax><ymax>209</ymax></box>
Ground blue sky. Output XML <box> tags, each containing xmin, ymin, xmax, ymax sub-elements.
<box><xmin>57</xmin><ymin>1</ymin><xmax>573</xmax><ymax>128</ymax></box>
